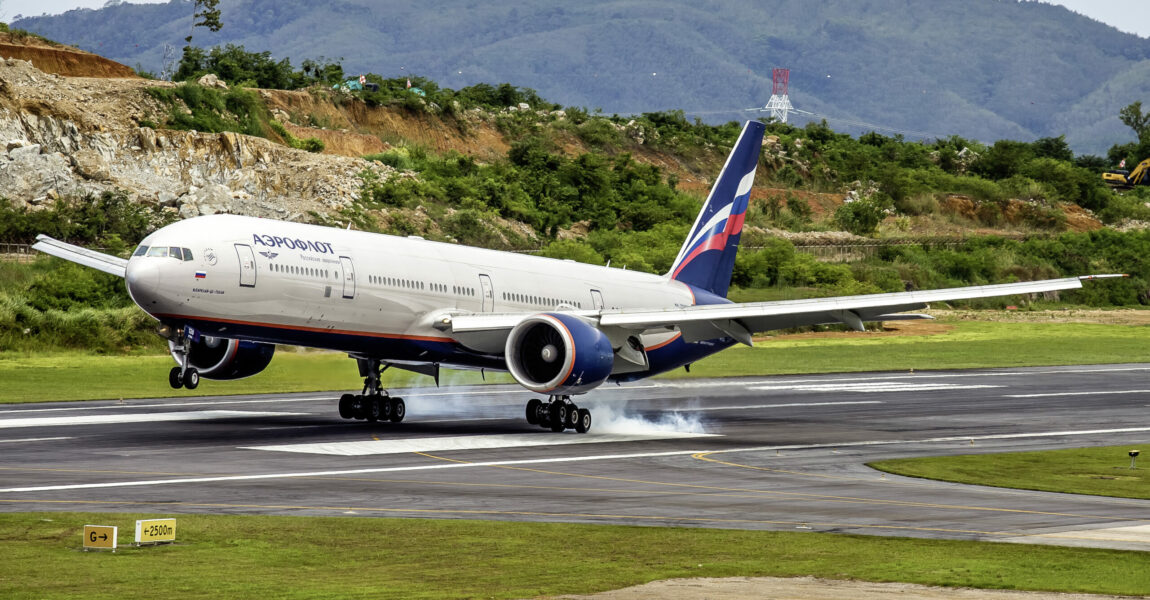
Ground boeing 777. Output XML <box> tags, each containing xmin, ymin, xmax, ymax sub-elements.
<box><xmin>34</xmin><ymin>121</ymin><xmax>1116</xmax><ymax>433</ymax></box>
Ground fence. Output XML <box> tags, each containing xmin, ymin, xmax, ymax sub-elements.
<box><xmin>0</xmin><ymin>243</ymin><xmax>37</xmax><ymax>263</ymax></box>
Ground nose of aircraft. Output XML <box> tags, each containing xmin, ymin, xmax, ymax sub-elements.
<box><xmin>125</xmin><ymin>258</ymin><xmax>161</xmax><ymax>307</ymax></box>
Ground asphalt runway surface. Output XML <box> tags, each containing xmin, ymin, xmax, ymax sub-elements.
<box><xmin>3</xmin><ymin>364</ymin><xmax>1150</xmax><ymax>551</ymax></box>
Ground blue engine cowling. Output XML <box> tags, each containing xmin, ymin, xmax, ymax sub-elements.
<box><xmin>169</xmin><ymin>336</ymin><xmax>275</xmax><ymax>380</ymax></box>
<box><xmin>504</xmin><ymin>313</ymin><xmax>614</xmax><ymax>395</ymax></box>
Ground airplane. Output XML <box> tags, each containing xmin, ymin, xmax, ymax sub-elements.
<box><xmin>33</xmin><ymin>121</ymin><xmax>1118</xmax><ymax>433</ymax></box>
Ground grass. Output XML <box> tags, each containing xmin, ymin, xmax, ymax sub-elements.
<box><xmin>669</xmin><ymin>320</ymin><xmax>1150</xmax><ymax>378</ymax></box>
<box><xmin>2</xmin><ymin>320</ymin><xmax>1149</xmax><ymax>403</ymax></box>
<box><xmin>870</xmin><ymin>445</ymin><xmax>1150</xmax><ymax>500</ymax></box>
<box><xmin>0</xmin><ymin>350</ymin><xmax>513</xmax><ymax>403</ymax></box>
<box><xmin>1</xmin><ymin>512</ymin><xmax>1149</xmax><ymax>599</ymax></box>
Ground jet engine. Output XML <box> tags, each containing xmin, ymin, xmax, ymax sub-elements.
<box><xmin>505</xmin><ymin>313</ymin><xmax>613</xmax><ymax>395</ymax></box>
<box><xmin>169</xmin><ymin>336</ymin><xmax>275</xmax><ymax>380</ymax></box>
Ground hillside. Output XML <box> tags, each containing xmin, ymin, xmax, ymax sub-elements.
<box><xmin>11</xmin><ymin>0</ymin><xmax>1150</xmax><ymax>154</ymax></box>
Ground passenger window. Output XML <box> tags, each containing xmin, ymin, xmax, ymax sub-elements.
<box><xmin>182</xmin><ymin>248</ymin><xmax>193</xmax><ymax>261</ymax></box>
<box><xmin>133</xmin><ymin>245</ymin><xmax>149</xmax><ymax>257</ymax></box>
<box><xmin>146</xmin><ymin>246</ymin><xmax>169</xmax><ymax>257</ymax></box>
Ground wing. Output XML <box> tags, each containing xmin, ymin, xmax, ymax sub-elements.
<box><xmin>446</xmin><ymin>275</ymin><xmax>1123</xmax><ymax>351</ymax></box>
<box><xmin>31</xmin><ymin>235</ymin><xmax>128</xmax><ymax>278</ymax></box>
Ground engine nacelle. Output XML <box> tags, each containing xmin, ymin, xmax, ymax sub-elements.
<box><xmin>505</xmin><ymin>313</ymin><xmax>613</xmax><ymax>395</ymax></box>
<box><xmin>169</xmin><ymin>336</ymin><xmax>275</xmax><ymax>380</ymax></box>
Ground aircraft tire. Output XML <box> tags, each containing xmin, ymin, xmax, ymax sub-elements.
<box><xmin>526</xmin><ymin>399</ymin><xmax>542</xmax><ymax>424</ymax></box>
<box><xmin>365</xmin><ymin>397</ymin><xmax>380</xmax><ymax>422</ymax></box>
<box><xmin>169</xmin><ymin>367</ymin><xmax>184</xmax><ymax>389</ymax></box>
<box><xmin>338</xmin><ymin>394</ymin><xmax>354</xmax><ymax>419</ymax></box>
<box><xmin>549</xmin><ymin>401</ymin><xmax>567</xmax><ymax>431</ymax></box>
<box><xmin>565</xmin><ymin>403</ymin><xmax>581</xmax><ymax>429</ymax></box>
<box><xmin>380</xmin><ymin>397</ymin><xmax>393</xmax><ymax>420</ymax></box>
<box><xmin>575</xmin><ymin>408</ymin><xmax>591</xmax><ymax>434</ymax></box>
<box><xmin>182</xmin><ymin>368</ymin><xmax>200</xmax><ymax>390</ymax></box>
<box><xmin>389</xmin><ymin>397</ymin><xmax>405</xmax><ymax>423</ymax></box>
<box><xmin>352</xmin><ymin>396</ymin><xmax>366</xmax><ymax>420</ymax></box>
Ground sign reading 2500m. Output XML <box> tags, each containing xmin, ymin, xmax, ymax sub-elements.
<box><xmin>252</xmin><ymin>233</ymin><xmax>335</xmax><ymax>254</ymax></box>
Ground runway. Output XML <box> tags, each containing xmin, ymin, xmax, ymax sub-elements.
<box><xmin>2</xmin><ymin>364</ymin><xmax>1150</xmax><ymax>551</ymax></box>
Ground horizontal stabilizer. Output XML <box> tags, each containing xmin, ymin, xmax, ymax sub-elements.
<box><xmin>32</xmin><ymin>235</ymin><xmax>128</xmax><ymax>278</ymax></box>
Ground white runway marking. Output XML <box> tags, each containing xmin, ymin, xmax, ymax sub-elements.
<box><xmin>0</xmin><ymin>450</ymin><xmax>711</xmax><ymax>493</ymax></box>
<box><xmin>749</xmin><ymin>382</ymin><xmax>1001</xmax><ymax>393</ymax></box>
<box><xmin>0</xmin><ymin>410</ymin><xmax>308</xmax><ymax>429</ymax></box>
<box><xmin>244</xmin><ymin>432</ymin><xmax>717</xmax><ymax>456</ymax></box>
<box><xmin>678</xmin><ymin>401</ymin><xmax>883</xmax><ymax>412</ymax></box>
<box><xmin>712</xmin><ymin>426</ymin><xmax>1150</xmax><ymax>456</ymax></box>
<box><xmin>6</xmin><ymin>426</ymin><xmax>1150</xmax><ymax>494</ymax></box>
<box><xmin>1007</xmin><ymin>390</ymin><xmax>1150</xmax><ymax>398</ymax></box>
<box><xmin>0</xmin><ymin>437</ymin><xmax>73</xmax><ymax>444</ymax></box>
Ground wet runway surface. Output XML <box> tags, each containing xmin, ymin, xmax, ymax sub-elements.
<box><xmin>3</xmin><ymin>364</ymin><xmax>1150</xmax><ymax>550</ymax></box>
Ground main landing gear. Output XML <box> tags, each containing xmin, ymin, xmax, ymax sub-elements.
<box><xmin>338</xmin><ymin>358</ymin><xmax>405</xmax><ymax>424</ymax></box>
<box><xmin>168</xmin><ymin>333</ymin><xmax>199</xmax><ymax>390</ymax></box>
<box><xmin>526</xmin><ymin>396</ymin><xmax>592</xmax><ymax>433</ymax></box>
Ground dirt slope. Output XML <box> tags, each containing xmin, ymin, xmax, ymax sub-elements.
<box><xmin>0</xmin><ymin>31</ymin><xmax>136</xmax><ymax>78</ymax></box>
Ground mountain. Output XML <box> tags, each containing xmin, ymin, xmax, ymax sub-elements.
<box><xmin>11</xmin><ymin>0</ymin><xmax>1150</xmax><ymax>154</ymax></box>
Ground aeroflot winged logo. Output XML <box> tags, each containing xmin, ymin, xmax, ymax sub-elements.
<box><xmin>258</xmin><ymin>251</ymin><xmax>279</xmax><ymax>260</ymax></box>
<box><xmin>671</xmin><ymin>169</ymin><xmax>754</xmax><ymax>278</ymax></box>
<box><xmin>251</xmin><ymin>233</ymin><xmax>335</xmax><ymax>254</ymax></box>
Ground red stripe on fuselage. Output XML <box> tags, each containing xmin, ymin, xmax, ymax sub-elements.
<box><xmin>154</xmin><ymin>313</ymin><xmax>456</xmax><ymax>344</ymax></box>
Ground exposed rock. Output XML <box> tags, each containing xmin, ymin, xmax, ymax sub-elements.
<box><xmin>196</xmin><ymin>74</ymin><xmax>228</xmax><ymax>89</ymax></box>
<box><xmin>70</xmin><ymin>148</ymin><xmax>111</xmax><ymax>181</ymax></box>
<box><xmin>8</xmin><ymin>143</ymin><xmax>40</xmax><ymax>159</ymax></box>
<box><xmin>0</xmin><ymin>58</ymin><xmax>394</xmax><ymax>220</ymax></box>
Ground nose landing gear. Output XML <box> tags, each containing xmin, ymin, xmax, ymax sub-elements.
<box><xmin>526</xmin><ymin>396</ymin><xmax>591</xmax><ymax>433</ymax></box>
<box><xmin>167</xmin><ymin>333</ymin><xmax>199</xmax><ymax>390</ymax></box>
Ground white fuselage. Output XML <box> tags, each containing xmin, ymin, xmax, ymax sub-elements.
<box><xmin>125</xmin><ymin>214</ymin><xmax>699</xmax><ymax>372</ymax></box>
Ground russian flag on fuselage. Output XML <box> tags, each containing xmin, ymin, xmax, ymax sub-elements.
<box><xmin>667</xmin><ymin>120</ymin><xmax>764</xmax><ymax>298</ymax></box>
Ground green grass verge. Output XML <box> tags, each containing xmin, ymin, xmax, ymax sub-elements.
<box><xmin>672</xmin><ymin>320</ymin><xmax>1150</xmax><ymax>377</ymax></box>
<box><xmin>870</xmin><ymin>445</ymin><xmax>1150</xmax><ymax>500</ymax></box>
<box><xmin>2</xmin><ymin>320</ymin><xmax>1149</xmax><ymax>403</ymax></box>
<box><xmin>2</xmin><ymin>513</ymin><xmax>1149</xmax><ymax>599</ymax></box>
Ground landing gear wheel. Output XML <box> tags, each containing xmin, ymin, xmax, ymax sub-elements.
<box><xmin>182</xmin><ymin>368</ymin><xmax>200</xmax><ymax>390</ymax></box>
<box><xmin>549</xmin><ymin>402</ymin><xmax>568</xmax><ymax>432</ymax></box>
<box><xmin>338</xmin><ymin>394</ymin><xmax>354</xmax><ymax>419</ymax></box>
<box><xmin>380</xmin><ymin>397</ymin><xmax>393</xmax><ymax>421</ymax></box>
<box><xmin>352</xmin><ymin>396</ymin><xmax>366</xmax><ymax>420</ymax></box>
<box><xmin>389</xmin><ymin>397</ymin><xmax>405</xmax><ymax>423</ymax></box>
<box><xmin>365</xmin><ymin>397</ymin><xmax>381</xmax><ymax>422</ymax></box>
<box><xmin>526</xmin><ymin>399</ymin><xmax>542</xmax><ymax>425</ymax></box>
<box><xmin>565</xmin><ymin>403</ymin><xmax>581</xmax><ymax>429</ymax></box>
<box><xmin>169</xmin><ymin>367</ymin><xmax>184</xmax><ymax>389</ymax></box>
<box><xmin>575</xmin><ymin>408</ymin><xmax>592</xmax><ymax>434</ymax></box>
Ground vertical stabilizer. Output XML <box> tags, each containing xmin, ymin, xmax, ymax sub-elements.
<box><xmin>667</xmin><ymin>120</ymin><xmax>764</xmax><ymax>297</ymax></box>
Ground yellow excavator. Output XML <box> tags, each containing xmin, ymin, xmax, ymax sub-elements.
<box><xmin>1103</xmin><ymin>158</ymin><xmax>1150</xmax><ymax>189</ymax></box>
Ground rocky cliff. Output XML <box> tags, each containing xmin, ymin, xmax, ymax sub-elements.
<box><xmin>0</xmin><ymin>57</ymin><xmax>392</xmax><ymax>221</ymax></box>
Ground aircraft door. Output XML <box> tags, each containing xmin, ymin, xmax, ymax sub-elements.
<box><xmin>590</xmin><ymin>289</ymin><xmax>605</xmax><ymax>310</ymax></box>
<box><xmin>234</xmin><ymin>243</ymin><xmax>257</xmax><ymax>288</ymax></box>
<box><xmin>339</xmin><ymin>256</ymin><xmax>356</xmax><ymax>299</ymax></box>
<box><xmin>479</xmin><ymin>274</ymin><xmax>494</xmax><ymax>312</ymax></box>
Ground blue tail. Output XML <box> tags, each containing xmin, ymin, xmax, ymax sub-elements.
<box><xmin>667</xmin><ymin>120</ymin><xmax>764</xmax><ymax>298</ymax></box>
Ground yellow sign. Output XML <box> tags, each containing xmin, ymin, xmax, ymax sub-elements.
<box><xmin>135</xmin><ymin>519</ymin><xmax>176</xmax><ymax>544</ymax></box>
<box><xmin>83</xmin><ymin>525</ymin><xmax>117</xmax><ymax>550</ymax></box>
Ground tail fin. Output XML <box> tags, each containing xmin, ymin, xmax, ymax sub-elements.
<box><xmin>667</xmin><ymin>120</ymin><xmax>764</xmax><ymax>298</ymax></box>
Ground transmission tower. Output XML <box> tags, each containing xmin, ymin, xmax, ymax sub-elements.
<box><xmin>763</xmin><ymin>68</ymin><xmax>794</xmax><ymax>123</ymax></box>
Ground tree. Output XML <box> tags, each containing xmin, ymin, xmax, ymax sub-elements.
<box><xmin>1119</xmin><ymin>101</ymin><xmax>1150</xmax><ymax>142</ymax></box>
<box><xmin>185</xmin><ymin>0</ymin><xmax>222</xmax><ymax>45</ymax></box>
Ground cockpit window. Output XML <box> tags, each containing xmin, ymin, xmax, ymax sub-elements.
<box><xmin>133</xmin><ymin>245</ymin><xmax>149</xmax><ymax>257</ymax></box>
<box><xmin>169</xmin><ymin>247</ymin><xmax>183</xmax><ymax>260</ymax></box>
<box><xmin>146</xmin><ymin>246</ymin><xmax>169</xmax><ymax>257</ymax></box>
<box><xmin>182</xmin><ymin>248</ymin><xmax>193</xmax><ymax>261</ymax></box>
